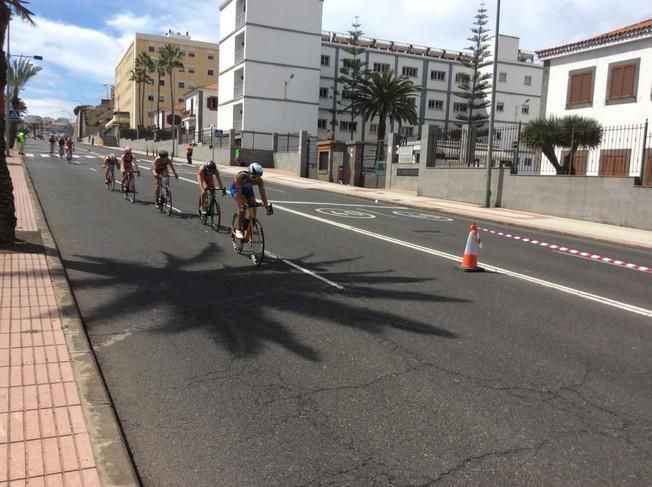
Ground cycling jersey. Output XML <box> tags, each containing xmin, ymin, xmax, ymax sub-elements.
<box><xmin>198</xmin><ymin>165</ymin><xmax>215</xmax><ymax>187</ymax></box>
<box><xmin>229</xmin><ymin>171</ymin><xmax>256</xmax><ymax>199</ymax></box>
<box><xmin>152</xmin><ymin>157</ymin><xmax>171</xmax><ymax>175</ymax></box>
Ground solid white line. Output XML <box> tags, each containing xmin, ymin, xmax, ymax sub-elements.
<box><xmin>269</xmin><ymin>200</ymin><xmax>406</xmax><ymax>209</ymax></box>
<box><xmin>265</xmin><ymin>251</ymin><xmax>344</xmax><ymax>290</ymax></box>
<box><xmin>89</xmin><ymin>168</ymin><xmax>97</xmax><ymax>172</ymax></box>
<box><xmin>25</xmin><ymin>153</ymin><xmax>34</xmax><ymax>157</ymax></box>
<box><xmin>40</xmin><ymin>154</ymin><xmax>50</xmax><ymax>158</ymax></box>
<box><xmin>171</xmin><ymin>206</ymin><xmax>183</xmax><ymax>214</ymax></box>
<box><xmin>84</xmin><ymin>155</ymin><xmax>95</xmax><ymax>159</ymax></box>
<box><xmin>274</xmin><ymin>204</ymin><xmax>652</xmax><ymax>318</ymax></box>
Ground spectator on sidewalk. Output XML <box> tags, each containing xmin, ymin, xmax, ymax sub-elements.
<box><xmin>16</xmin><ymin>130</ymin><xmax>26</xmax><ymax>155</ymax></box>
<box><xmin>186</xmin><ymin>143</ymin><xmax>193</xmax><ymax>164</ymax></box>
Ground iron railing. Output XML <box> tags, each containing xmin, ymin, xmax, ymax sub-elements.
<box><xmin>277</xmin><ymin>133</ymin><xmax>300</xmax><ymax>152</ymax></box>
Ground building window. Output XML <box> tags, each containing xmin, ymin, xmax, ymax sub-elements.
<box><xmin>408</xmin><ymin>97</ymin><xmax>417</xmax><ymax>106</ymax></box>
<box><xmin>606</xmin><ymin>58</ymin><xmax>639</xmax><ymax>104</ymax></box>
<box><xmin>188</xmin><ymin>67</ymin><xmax>195</xmax><ymax>74</ymax></box>
<box><xmin>321</xmin><ymin>55</ymin><xmax>330</xmax><ymax>66</ymax></box>
<box><xmin>159</xmin><ymin>96</ymin><xmax>165</xmax><ymax>102</ymax></box>
<box><xmin>147</xmin><ymin>95</ymin><xmax>154</xmax><ymax>101</ymax></box>
<box><xmin>207</xmin><ymin>96</ymin><xmax>218</xmax><ymax>110</ymax></box>
<box><xmin>208</xmin><ymin>69</ymin><xmax>214</xmax><ymax>76</ymax></box>
<box><xmin>341</xmin><ymin>90</ymin><xmax>352</xmax><ymax>99</ymax></box>
<box><xmin>178</xmin><ymin>98</ymin><xmax>184</xmax><ymax>103</ymax></box>
<box><xmin>524</xmin><ymin>75</ymin><xmax>532</xmax><ymax>86</ymax></box>
<box><xmin>428</xmin><ymin>99</ymin><xmax>443</xmax><ymax>110</ymax></box>
<box><xmin>400</xmin><ymin>126</ymin><xmax>414</xmax><ymax>137</ymax></box>
<box><xmin>453</xmin><ymin>102</ymin><xmax>467</xmax><ymax>112</ymax></box>
<box><xmin>178</xmin><ymin>81</ymin><xmax>185</xmax><ymax>88</ymax></box>
<box><xmin>340</xmin><ymin>121</ymin><xmax>357</xmax><ymax>132</ymax></box>
<box><xmin>208</xmin><ymin>54</ymin><xmax>215</xmax><ymax>60</ymax></box>
<box><xmin>402</xmin><ymin>66</ymin><xmax>418</xmax><ymax>78</ymax></box>
<box><xmin>159</xmin><ymin>79</ymin><xmax>165</xmax><ymax>86</ymax></box>
<box><xmin>499</xmin><ymin>72</ymin><xmax>507</xmax><ymax>82</ymax></box>
<box><xmin>319</xmin><ymin>87</ymin><xmax>329</xmax><ymax>98</ymax></box>
<box><xmin>599</xmin><ymin>149</ymin><xmax>630</xmax><ymax>176</ymax></box>
<box><xmin>188</xmin><ymin>52</ymin><xmax>195</xmax><ymax>58</ymax></box>
<box><xmin>373</xmin><ymin>63</ymin><xmax>390</xmax><ymax>73</ymax></box>
<box><xmin>521</xmin><ymin>104</ymin><xmax>530</xmax><ymax>114</ymax></box>
<box><xmin>179</xmin><ymin>51</ymin><xmax>185</xmax><ymax>57</ymax></box>
<box><xmin>318</xmin><ymin>119</ymin><xmax>327</xmax><ymax>129</ymax></box>
<box><xmin>566</xmin><ymin>67</ymin><xmax>595</xmax><ymax>108</ymax></box>
<box><xmin>455</xmin><ymin>73</ymin><xmax>470</xmax><ymax>84</ymax></box>
<box><xmin>496</xmin><ymin>102</ymin><xmax>504</xmax><ymax>112</ymax></box>
<box><xmin>523</xmin><ymin>157</ymin><xmax>533</xmax><ymax>167</ymax></box>
<box><xmin>148</xmin><ymin>46</ymin><xmax>155</xmax><ymax>53</ymax></box>
<box><xmin>369</xmin><ymin>123</ymin><xmax>378</xmax><ymax>133</ymax></box>
<box><xmin>430</xmin><ymin>70</ymin><xmax>446</xmax><ymax>81</ymax></box>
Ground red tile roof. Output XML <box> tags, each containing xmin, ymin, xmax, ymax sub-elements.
<box><xmin>537</xmin><ymin>18</ymin><xmax>652</xmax><ymax>59</ymax></box>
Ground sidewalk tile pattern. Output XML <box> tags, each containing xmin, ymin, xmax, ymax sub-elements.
<box><xmin>8</xmin><ymin>165</ymin><xmax>37</xmax><ymax>233</ymax></box>
<box><xmin>1</xmin><ymin>162</ymin><xmax>101</xmax><ymax>486</ymax></box>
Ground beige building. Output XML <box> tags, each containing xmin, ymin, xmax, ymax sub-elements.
<box><xmin>114</xmin><ymin>31</ymin><xmax>219</xmax><ymax>129</ymax></box>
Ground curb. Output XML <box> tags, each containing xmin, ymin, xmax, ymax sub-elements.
<box><xmin>21</xmin><ymin>157</ymin><xmax>141</xmax><ymax>487</ymax></box>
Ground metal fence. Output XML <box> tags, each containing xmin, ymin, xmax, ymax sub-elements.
<box><xmin>237</xmin><ymin>130</ymin><xmax>275</xmax><ymax>151</ymax></box>
<box><xmin>277</xmin><ymin>133</ymin><xmax>301</xmax><ymax>152</ymax></box>
<box><xmin>424</xmin><ymin>122</ymin><xmax>651</xmax><ymax>179</ymax></box>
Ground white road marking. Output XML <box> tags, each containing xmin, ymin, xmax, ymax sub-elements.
<box><xmin>85</xmin><ymin>155</ymin><xmax>95</xmax><ymax>159</ymax></box>
<box><xmin>89</xmin><ymin>168</ymin><xmax>97</xmax><ymax>172</ymax></box>
<box><xmin>25</xmin><ymin>153</ymin><xmax>34</xmax><ymax>157</ymax></box>
<box><xmin>266</xmin><ymin>187</ymin><xmax>287</xmax><ymax>193</ymax></box>
<box><xmin>316</xmin><ymin>208</ymin><xmax>376</xmax><ymax>219</ymax></box>
<box><xmin>392</xmin><ymin>210</ymin><xmax>454</xmax><ymax>222</ymax></box>
<box><xmin>274</xmin><ymin>204</ymin><xmax>652</xmax><ymax>318</ymax></box>
<box><xmin>171</xmin><ymin>206</ymin><xmax>183</xmax><ymax>214</ymax></box>
<box><xmin>72</xmin><ymin>155</ymin><xmax>80</xmax><ymax>159</ymax></box>
<box><xmin>40</xmin><ymin>154</ymin><xmax>51</xmax><ymax>158</ymax></box>
<box><xmin>270</xmin><ymin>200</ymin><xmax>406</xmax><ymax>209</ymax></box>
<box><xmin>265</xmin><ymin>251</ymin><xmax>344</xmax><ymax>290</ymax></box>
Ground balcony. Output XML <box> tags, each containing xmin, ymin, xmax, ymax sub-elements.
<box><xmin>236</xmin><ymin>12</ymin><xmax>245</xmax><ymax>29</ymax></box>
<box><xmin>235</xmin><ymin>48</ymin><xmax>244</xmax><ymax>64</ymax></box>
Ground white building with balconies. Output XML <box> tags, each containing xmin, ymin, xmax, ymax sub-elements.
<box><xmin>218</xmin><ymin>0</ymin><xmax>323</xmax><ymax>134</ymax></box>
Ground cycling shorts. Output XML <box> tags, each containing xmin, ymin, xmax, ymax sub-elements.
<box><xmin>229</xmin><ymin>182</ymin><xmax>254</xmax><ymax>199</ymax></box>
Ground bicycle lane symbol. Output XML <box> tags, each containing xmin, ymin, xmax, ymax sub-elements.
<box><xmin>315</xmin><ymin>208</ymin><xmax>376</xmax><ymax>219</ymax></box>
<box><xmin>391</xmin><ymin>211</ymin><xmax>454</xmax><ymax>222</ymax></box>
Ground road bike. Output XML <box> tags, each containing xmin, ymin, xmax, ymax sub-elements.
<box><xmin>65</xmin><ymin>147</ymin><xmax>73</xmax><ymax>163</ymax></box>
<box><xmin>105</xmin><ymin>164</ymin><xmax>116</xmax><ymax>192</ymax></box>
<box><xmin>122</xmin><ymin>170</ymin><xmax>140</xmax><ymax>203</ymax></box>
<box><xmin>58</xmin><ymin>145</ymin><xmax>64</xmax><ymax>158</ymax></box>
<box><xmin>198</xmin><ymin>187</ymin><xmax>223</xmax><ymax>231</ymax></box>
<box><xmin>156</xmin><ymin>174</ymin><xmax>174</xmax><ymax>216</ymax></box>
<box><xmin>231</xmin><ymin>202</ymin><xmax>269</xmax><ymax>266</ymax></box>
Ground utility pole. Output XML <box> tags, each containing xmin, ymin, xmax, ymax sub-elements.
<box><xmin>484</xmin><ymin>0</ymin><xmax>501</xmax><ymax>208</ymax></box>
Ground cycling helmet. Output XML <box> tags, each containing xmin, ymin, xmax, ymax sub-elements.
<box><xmin>158</xmin><ymin>150</ymin><xmax>168</xmax><ymax>158</ymax></box>
<box><xmin>248</xmin><ymin>162</ymin><xmax>263</xmax><ymax>177</ymax></box>
<box><xmin>206</xmin><ymin>161</ymin><xmax>217</xmax><ymax>174</ymax></box>
<box><xmin>124</xmin><ymin>146</ymin><xmax>132</xmax><ymax>154</ymax></box>
<box><xmin>109</xmin><ymin>153</ymin><xmax>117</xmax><ymax>161</ymax></box>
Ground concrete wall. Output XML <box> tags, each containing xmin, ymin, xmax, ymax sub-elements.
<box><xmin>417</xmin><ymin>166</ymin><xmax>652</xmax><ymax>230</ymax></box>
<box><xmin>273</xmin><ymin>152</ymin><xmax>302</xmax><ymax>176</ymax></box>
<box><xmin>386</xmin><ymin>163</ymin><xmax>419</xmax><ymax>192</ymax></box>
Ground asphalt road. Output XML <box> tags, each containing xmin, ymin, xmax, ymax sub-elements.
<box><xmin>24</xmin><ymin>140</ymin><xmax>652</xmax><ymax>486</ymax></box>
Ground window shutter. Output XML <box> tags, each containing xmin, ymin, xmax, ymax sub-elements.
<box><xmin>622</xmin><ymin>64</ymin><xmax>636</xmax><ymax>98</ymax></box>
<box><xmin>610</xmin><ymin>66</ymin><xmax>624</xmax><ymax>99</ymax></box>
<box><xmin>580</xmin><ymin>72</ymin><xmax>592</xmax><ymax>103</ymax></box>
<box><xmin>569</xmin><ymin>74</ymin><xmax>581</xmax><ymax>104</ymax></box>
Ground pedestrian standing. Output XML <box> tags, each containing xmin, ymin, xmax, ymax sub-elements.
<box><xmin>16</xmin><ymin>130</ymin><xmax>26</xmax><ymax>155</ymax></box>
<box><xmin>234</xmin><ymin>146</ymin><xmax>241</xmax><ymax>166</ymax></box>
<box><xmin>186</xmin><ymin>143</ymin><xmax>193</xmax><ymax>164</ymax></box>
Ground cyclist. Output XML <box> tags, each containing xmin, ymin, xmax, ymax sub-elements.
<box><xmin>103</xmin><ymin>153</ymin><xmax>118</xmax><ymax>185</ymax></box>
<box><xmin>197</xmin><ymin>161</ymin><xmax>226</xmax><ymax>213</ymax></box>
<box><xmin>65</xmin><ymin>137</ymin><xmax>75</xmax><ymax>159</ymax></box>
<box><xmin>48</xmin><ymin>134</ymin><xmax>56</xmax><ymax>154</ymax></box>
<box><xmin>151</xmin><ymin>150</ymin><xmax>178</xmax><ymax>203</ymax></box>
<box><xmin>58</xmin><ymin>136</ymin><xmax>65</xmax><ymax>157</ymax></box>
<box><xmin>230</xmin><ymin>162</ymin><xmax>273</xmax><ymax>239</ymax></box>
<box><xmin>120</xmin><ymin>147</ymin><xmax>139</xmax><ymax>191</ymax></box>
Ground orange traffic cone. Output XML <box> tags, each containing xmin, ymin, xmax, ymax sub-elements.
<box><xmin>460</xmin><ymin>222</ymin><xmax>484</xmax><ymax>272</ymax></box>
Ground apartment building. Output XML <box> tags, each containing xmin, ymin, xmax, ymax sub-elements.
<box><xmin>319</xmin><ymin>32</ymin><xmax>542</xmax><ymax>142</ymax></box>
<box><xmin>114</xmin><ymin>31</ymin><xmax>219</xmax><ymax>130</ymax></box>
<box><xmin>218</xmin><ymin>0</ymin><xmax>323</xmax><ymax>134</ymax></box>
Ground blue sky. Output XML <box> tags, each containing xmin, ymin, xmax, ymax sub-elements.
<box><xmin>14</xmin><ymin>0</ymin><xmax>652</xmax><ymax>120</ymax></box>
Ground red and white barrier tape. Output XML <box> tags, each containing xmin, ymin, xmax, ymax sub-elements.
<box><xmin>480</xmin><ymin>228</ymin><xmax>652</xmax><ymax>274</ymax></box>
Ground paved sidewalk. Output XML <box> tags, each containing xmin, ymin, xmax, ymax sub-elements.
<box><xmin>1</xmin><ymin>159</ymin><xmax>103</xmax><ymax>486</ymax></box>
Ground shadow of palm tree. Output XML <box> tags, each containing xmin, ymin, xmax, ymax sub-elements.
<box><xmin>57</xmin><ymin>243</ymin><xmax>465</xmax><ymax>362</ymax></box>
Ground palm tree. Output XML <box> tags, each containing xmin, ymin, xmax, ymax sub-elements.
<box><xmin>8</xmin><ymin>57</ymin><xmax>40</xmax><ymax>145</ymax></box>
<box><xmin>522</xmin><ymin>115</ymin><xmax>602</xmax><ymax>175</ymax></box>
<box><xmin>158</xmin><ymin>44</ymin><xmax>184</xmax><ymax>155</ymax></box>
<box><xmin>153</xmin><ymin>57</ymin><xmax>165</xmax><ymax>132</ymax></box>
<box><xmin>356</xmin><ymin>70</ymin><xmax>419</xmax><ymax>160</ymax></box>
<box><xmin>0</xmin><ymin>0</ymin><xmax>35</xmax><ymax>246</ymax></box>
<box><xmin>129</xmin><ymin>52</ymin><xmax>154</xmax><ymax>138</ymax></box>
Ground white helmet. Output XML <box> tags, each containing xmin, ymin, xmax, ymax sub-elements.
<box><xmin>248</xmin><ymin>162</ymin><xmax>263</xmax><ymax>176</ymax></box>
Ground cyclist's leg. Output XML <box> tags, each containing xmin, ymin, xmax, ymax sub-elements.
<box><xmin>154</xmin><ymin>175</ymin><xmax>161</xmax><ymax>200</ymax></box>
<box><xmin>234</xmin><ymin>192</ymin><xmax>247</xmax><ymax>229</ymax></box>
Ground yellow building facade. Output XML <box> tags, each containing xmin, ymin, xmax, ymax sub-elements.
<box><xmin>114</xmin><ymin>32</ymin><xmax>219</xmax><ymax>129</ymax></box>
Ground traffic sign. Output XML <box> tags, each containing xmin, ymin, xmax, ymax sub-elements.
<box><xmin>8</xmin><ymin>110</ymin><xmax>21</xmax><ymax>121</ymax></box>
<box><xmin>214</xmin><ymin>129</ymin><xmax>223</xmax><ymax>138</ymax></box>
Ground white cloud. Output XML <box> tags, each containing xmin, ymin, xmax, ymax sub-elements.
<box><xmin>22</xmin><ymin>97</ymin><xmax>75</xmax><ymax>120</ymax></box>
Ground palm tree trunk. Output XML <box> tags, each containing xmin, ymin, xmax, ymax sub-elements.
<box><xmin>376</xmin><ymin>114</ymin><xmax>387</xmax><ymax>162</ymax></box>
<box><xmin>156</xmin><ymin>72</ymin><xmax>161</xmax><ymax>132</ymax></box>
<box><xmin>170</xmin><ymin>71</ymin><xmax>175</xmax><ymax>156</ymax></box>
<box><xmin>0</xmin><ymin>41</ymin><xmax>17</xmax><ymax>245</ymax></box>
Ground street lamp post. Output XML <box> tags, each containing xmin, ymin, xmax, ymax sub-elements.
<box><xmin>283</xmin><ymin>73</ymin><xmax>295</xmax><ymax>100</ymax></box>
<box><xmin>484</xmin><ymin>0</ymin><xmax>501</xmax><ymax>208</ymax></box>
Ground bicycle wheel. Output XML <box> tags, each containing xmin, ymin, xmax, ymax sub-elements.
<box><xmin>209</xmin><ymin>199</ymin><xmax>221</xmax><ymax>231</ymax></box>
<box><xmin>128</xmin><ymin>180</ymin><xmax>136</xmax><ymax>204</ymax></box>
<box><xmin>249</xmin><ymin>220</ymin><xmax>265</xmax><ymax>266</ymax></box>
<box><xmin>165</xmin><ymin>188</ymin><xmax>173</xmax><ymax>216</ymax></box>
<box><xmin>231</xmin><ymin>213</ymin><xmax>243</xmax><ymax>254</ymax></box>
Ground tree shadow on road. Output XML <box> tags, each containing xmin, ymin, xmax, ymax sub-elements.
<box><xmin>56</xmin><ymin>242</ymin><xmax>466</xmax><ymax>361</ymax></box>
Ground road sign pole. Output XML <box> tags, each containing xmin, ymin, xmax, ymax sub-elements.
<box><xmin>5</xmin><ymin>20</ymin><xmax>10</xmax><ymax>156</ymax></box>
<box><xmin>211</xmin><ymin>125</ymin><xmax>215</xmax><ymax>163</ymax></box>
